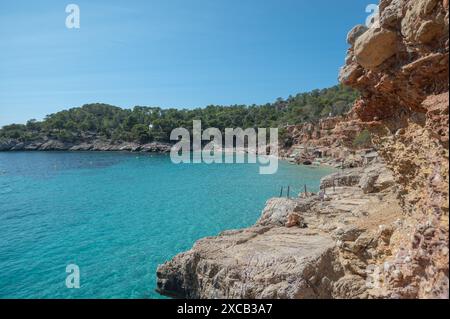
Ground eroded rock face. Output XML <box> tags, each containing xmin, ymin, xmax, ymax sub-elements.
<box><xmin>401</xmin><ymin>0</ymin><xmax>448</xmax><ymax>44</ymax></box>
<box><xmin>341</xmin><ymin>0</ymin><xmax>449</xmax><ymax>299</ymax></box>
<box><xmin>320</xmin><ymin>168</ymin><xmax>363</xmax><ymax>189</ymax></box>
<box><xmin>157</xmin><ymin>227</ymin><xmax>342</xmax><ymax>299</ymax></box>
<box><xmin>379</xmin><ymin>0</ymin><xmax>406</xmax><ymax>28</ymax></box>
<box><xmin>280</xmin><ymin>111</ymin><xmax>373</xmax><ymax>168</ymax></box>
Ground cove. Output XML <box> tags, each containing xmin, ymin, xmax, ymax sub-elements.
<box><xmin>0</xmin><ymin>151</ymin><xmax>334</xmax><ymax>298</ymax></box>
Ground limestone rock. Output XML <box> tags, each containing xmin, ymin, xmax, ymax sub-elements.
<box><xmin>347</xmin><ymin>25</ymin><xmax>368</xmax><ymax>45</ymax></box>
<box><xmin>156</xmin><ymin>162</ymin><xmax>404</xmax><ymax>299</ymax></box>
<box><xmin>358</xmin><ymin>171</ymin><xmax>380</xmax><ymax>194</ymax></box>
<box><xmin>401</xmin><ymin>0</ymin><xmax>445</xmax><ymax>43</ymax></box>
<box><xmin>374</xmin><ymin>167</ymin><xmax>396</xmax><ymax>191</ymax></box>
<box><xmin>39</xmin><ymin>140</ymin><xmax>71</xmax><ymax>151</ymax></box>
<box><xmin>424</xmin><ymin>93</ymin><xmax>449</xmax><ymax>148</ymax></box>
<box><xmin>156</xmin><ymin>227</ymin><xmax>343</xmax><ymax>299</ymax></box>
<box><xmin>354</xmin><ymin>27</ymin><xmax>398</xmax><ymax>69</ymax></box>
<box><xmin>333</xmin><ymin>275</ymin><xmax>368</xmax><ymax>298</ymax></box>
<box><xmin>379</xmin><ymin>0</ymin><xmax>405</xmax><ymax>28</ymax></box>
<box><xmin>339</xmin><ymin>63</ymin><xmax>364</xmax><ymax>85</ymax></box>
<box><xmin>0</xmin><ymin>139</ymin><xmax>17</xmax><ymax>151</ymax></box>
<box><xmin>141</xmin><ymin>142</ymin><xmax>171</xmax><ymax>153</ymax></box>
<box><xmin>286</xmin><ymin>213</ymin><xmax>306</xmax><ymax>228</ymax></box>
<box><xmin>0</xmin><ymin>138</ymin><xmax>173</xmax><ymax>154</ymax></box>
<box><xmin>341</xmin><ymin>0</ymin><xmax>449</xmax><ymax>299</ymax></box>
<box><xmin>256</xmin><ymin>198</ymin><xmax>300</xmax><ymax>227</ymax></box>
<box><xmin>416</xmin><ymin>20</ymin><xmax>444</xmax><ymax>44</ymax></box>
<box><xmin>69</xmin><ymin>143</ymin><xmax>93</xmax><ymax>151</ymax></box>
<box><xmin>334</xmin><ymin>226</ymin><xmax>365</xmax><ymax>242</ymax></box>
<box><xmin>320</xmin><ymin>169</ymin><xmax>363</xmax><ymax>190</ymax></box>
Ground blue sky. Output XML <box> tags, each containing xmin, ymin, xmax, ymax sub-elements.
<box><xmin>0</xmin><ymin>0</ymin><xmax>373</xmax><ymax>126</ymax></box>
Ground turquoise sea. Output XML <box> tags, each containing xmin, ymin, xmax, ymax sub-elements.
<box><xmin>0</xmin><ymin>152</ymin><xmax>333</xmax><ymax>299</ymax></box>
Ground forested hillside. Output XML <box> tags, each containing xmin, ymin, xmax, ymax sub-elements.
<box><xmin>0</xmin><ymin>85</ymin><xmax>358</xmax><ymax>144</ymax></box>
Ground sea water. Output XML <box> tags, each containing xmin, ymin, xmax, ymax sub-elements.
<box><xmin>0</xmin><ymin>152</ymin><xmax>333</xmax><ymax>298</ymax></box>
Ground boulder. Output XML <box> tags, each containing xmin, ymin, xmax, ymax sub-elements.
<box><xmin>416</xmin><ymin>20</ymin><xmax>444</xmax><ymax>44</ymax></box>
<box><xmin>347</xmin><ymin>24</ymin><xmax>368</xmax><ymax>45</ymax></box>
<box><xmin>256</xmin><ymin>198</ymin><xmax>299</xmax><ymax>227</ymax></box>
<box><xmin>320</xmin><ymin>169</ymin><xmax>363</xmax><ymax>189</ymax></box>
<box><xmin>339</xmin><ymin>63</ymin><xmax>364</xmax><ymax>85</ymax></box>
<box><xmin>374</xmin><ymin>167</ymin><xmax>396</xmax><ymax>191</ymax></box>
<box><xmin>358</xmin><ymin>171</ymin><xmax>380</xmax><ymax>194</ymax></box>
<box><xmin>354</xmin><ymin>27</ymin><xmax>398</xmax><ymax>69</ymax></box>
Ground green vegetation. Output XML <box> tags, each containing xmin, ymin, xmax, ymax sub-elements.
<box><xmin>0</xmin><ymin>85</ymin><xmax>359</xmax><ymax>144</ymax></box>
<box><xmin>353</xmin><ymin>129</ymin><xmax>372</xmax><ymax>148</ymax></box>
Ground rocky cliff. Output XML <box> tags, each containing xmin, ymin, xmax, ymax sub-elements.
<box><xmin>339</xmin><ymin>0</ymin><xmax>449</xmax><ymax>298</ymax></box>
<box><xmin>279</xmin><ymin>111</ymin><xmax>373</xmax><ymax>167</ymax></box>
<box><xmin>156</xmin><ymin>0</ymin><xmax>448</xmax><ymax>299</ymax></box>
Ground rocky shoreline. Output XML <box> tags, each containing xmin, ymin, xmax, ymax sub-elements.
<box><xmin>156</xmin><ymin>161</ymin><xmax>403</xmax><ymax>298</ymax></box>
<box><xmin>278</xmin><ymin>112</ymin><xmax>378</xmax><ymax>169</ymax></box>
<box><xmin>0</xmin><ymin>138</ymin><xmax>172</xmax><ymax>153</ymax></box>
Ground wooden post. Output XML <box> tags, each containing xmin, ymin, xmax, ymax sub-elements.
<box><xmin>280</xmin><ymin>186</ymin><xmax>283</xmax><ymax>197</ymax></box>
<box><xmin>304</xmin><ymin>184</ymin><xmax>307</xmax><ymax>196</ymax></box>
<box><xmin>287</xmin><ymin>186</ymin><xmax>290</xmax><ymax>198</ymax></box>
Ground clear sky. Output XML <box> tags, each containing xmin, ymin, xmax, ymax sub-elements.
<box><xmin>0</xmin><ymin>0</ymin><xmax>373</xmax><ymax>127</ymax></box>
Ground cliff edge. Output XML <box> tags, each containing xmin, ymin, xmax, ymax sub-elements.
<box><xmin>339</xmin><ymin>0</ymin><xmax>448</xmax><ymax>298</ymax></box>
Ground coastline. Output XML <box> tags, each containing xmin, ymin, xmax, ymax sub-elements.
<box><xmin>0</xmin><ymin>139</ymin><xmax>173</xmax><ymax>153</ymax></box>
<box><xmin>0</xmin><ymin>141</ymin><xmax>342</xmax><ymax>173</ymax></box>
<box><xmin>156</xmin><ymin>160</ymin><xmax>400</xmax><ymax>299</ymax></box>
<box><xmin>0</xmin><ymin>137</ymin><xmax>363</xmax><ymax>168</ymax></box>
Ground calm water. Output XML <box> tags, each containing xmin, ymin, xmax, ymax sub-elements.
<box><xmin>0</xmin><ymin>152</ymin><xmax>333</xmax><ymax>299</ymax></box>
